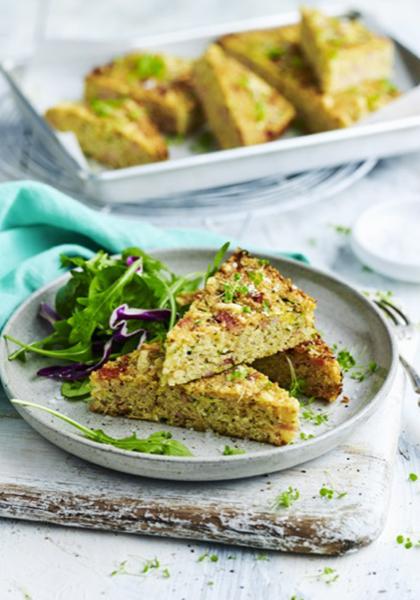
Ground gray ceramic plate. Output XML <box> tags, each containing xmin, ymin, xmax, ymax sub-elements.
<box><xmin>0</xmin><ymin>249</ymin><xmax>397</xmax><ymax>481</ymax></box>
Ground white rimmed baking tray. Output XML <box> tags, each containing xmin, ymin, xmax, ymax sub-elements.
<box><xmin>1</xmin><ymin>6</ymin><xmax>420</xmax><ymax>205</ymax></box>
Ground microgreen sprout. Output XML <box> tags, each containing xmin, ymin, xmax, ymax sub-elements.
<box><xmin>318</xmin><ymin>567</ymin><xmax>339</xmax><ymax>584</ymax></box>
<box><xmin>222</xmin><ymin>445</ymin><xmax>245</xmax><ymax>456</ymax></box>
<box><xmin>319</xmin><ymin>485</ymin><xmax>347</xmax><ymax>500</ymax></box>
<box><xmin>272</xmin><ymin>486</ymin><xmax>300</xmax><ymax>509</ymax></box>
<box><xmin>396</xmin><ymin>535</ymin><xmax>420</xmax><ymax>549</ymax></box>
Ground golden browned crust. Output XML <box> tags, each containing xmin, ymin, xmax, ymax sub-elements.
<box><xmin>161</xmin><ymin>249</ymin><xmax>316</xmax><ymax>386</ymax></box>
<box><xmin>90</xmin><ymin>342</ymin><xmax>300</xmax><ymax>446</ymax></box>
<box><xmin>192</xmin><ymin>44</ymin><xmax>295</xmax><ymax>149</ymax></box>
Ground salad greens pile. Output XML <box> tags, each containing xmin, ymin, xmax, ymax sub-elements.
<box><xmin>5</xmin><ymin>244</ymin><xmax>230</xmax><ymax>399</ymax></box>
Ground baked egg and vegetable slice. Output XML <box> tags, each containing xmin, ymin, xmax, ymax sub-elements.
<box><xmin>300</xmin><ymin>7</ymin><xmax>394</xmax><ymax>94</ymax></box>
<box><xmin>161</xmin><ymin>248</ymin><xmax>316</xmax><ymax>387</ymax></box>
<box><xmin>45</xmin><ymin>98</ymin><xmax>168</xmax><ymax>168</ymax></box>
<box><xmin>90</xmin><ymin>342</ymin><xmax>300</xmax><ymax>446</ymax></box>
<box><xmin>192</xmin><ymin>44</ymin><xmax>295</xmax><ymax>149</ymax></box>
<box><xmin>84</xmin><ymin>51</ymin><xmax>202</xmax><ymax>135</ymax></box>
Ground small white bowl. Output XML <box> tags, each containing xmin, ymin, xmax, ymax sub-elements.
<box><xmin>351</xmin><ymin>199</ymin><xmax>420</xmax><ymax>283</ymax></box>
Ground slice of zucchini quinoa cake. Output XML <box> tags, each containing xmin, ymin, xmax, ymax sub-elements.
<box><xmin>45</xmin><ymin>98</ymin><xmax>168</xmax><ymax>168</ymax></box>
<box><xmin>254</xmin><ymin>333</ymin><xmax>343</xmax><ymax>402</ymax></box>
<box><xmin>192</xmin><ymin>44</ymin><xmax>295</xmax><ymax>149</ymax></box>
<box><xmin>161</xmin><ymin>249</ymin><xmax>316</xmax><ymax>387</ymax></box>
<box><xmin>90</xmin><ymin>342</ymin><xmax>300</xmax><ymax>446</ymax></box>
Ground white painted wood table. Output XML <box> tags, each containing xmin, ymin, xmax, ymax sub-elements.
<box><xmin>1</xmin><ymin>1</ymin><xmax>420</xmax><ymax>598</ymax></box>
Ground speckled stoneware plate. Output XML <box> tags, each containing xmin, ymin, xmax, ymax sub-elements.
<box><xmin>0</xmin><ymin>249</ymin><xmax>397</xmax><ymax>481</ymax></box>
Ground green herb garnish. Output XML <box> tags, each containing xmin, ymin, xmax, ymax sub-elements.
<box><xmin>142</xmin><ymin>558</ymin><xmax>160</xmax><ymax>573</ymax></box>
<box><xmin>290</xmin><ymin>55</ymin><xmax>304</xmax><ymax>68</ymax></box>
<box><xmin>166</xmin><ymin>133</ymin><xmax>185</xmax><ymax>146</ymax></box>
<box><xmin>222</xmin><ymin>274</ymin><xmax>249</xmax><ymax>303</ymax></box>
<box><xmin>330</xmin><ymin>224</ymin><xmax>351</xmax><ymax>235</ymax></box>
<box><xmin>272</xmin><ymin>486</ymin><xmax>300</xmax><ymax>509</ymax></box>
<box><xmin>318</xmin><ymin>567</ymin><xmax>339</xmax><ymax>584</ymax></box>
<box><xmin>262</xmin><ymin>300</ymin><xmax>270</xmax><ymax>314</ymax></box>
<box><xmin>136</xmin><ymin>54</ymin><xmax>166</xmax><ymax>79</ymax></box>
<box><xmin>223</xmin><ymin>445</ymin><xmax>245</xmax><ymax>455</ymax></box>
<box><xmin>254</xmin><ymin>100</ymin><xmax>266</xmax><ymax>122</ymax></box>
<box><xmin>285</xmin><ymin>356</ymin><xmax>306</xmax><ymax>398</ymax></box>
<box><xmin>266</xmin><ymin>47</ymin><xmax>286</xmax><ymax>60</ymax></box>
<box><xmin>350</xmin><ymin>361</ymin><xmax>378</xmax><ymax>382</ymax></box>
<box><xmin>301</xmin><ymin>407</ymin><xmax>328</xmax><ymax>426</ymax></box>
<box><xmin>190</xmin><ymin>131</ymin><xmax>216</xmax><ymax>153</ymax></box>
<box><xmin>380</xmin><ymin>79</ymin><xmax>398</xmax><ymax>94</ymax></box>
<box><xmin>299</xmin><ymin>431</ymin><xmax>315</xmax><ymax>441</ymax></box>
<box><xmin>336</xmin><ymin>349</ymin><xmax>356</xmax><ymax>372</ymax></box>
<box><xmin>227</xmin><ymin>366</ymin><xmax>248</xmax><ymax>382</ymax></box>
<box><xmin>11</xmin><ymin>400</ymin><xmax>192</xmax><ymax>456</ymax></box>
<box><xmin>409</xmin><ymin>472</ymin><xmax>418</xmax><ymax>482</ymax></box>
<box><xmin>247</xmin><ymin>270</ymin><xmax>264</xmax><ymax>286</ymax></box>
<box><xmin>90</xmin><ymin>98</ymin><xmax>124</xmax><ymax>117</ymax></box>
<box><xmin>319</xmin><ymin>485</ymin><xmax>347</xmax><ymax>500</ymax></box>
<box><xmin>197</xmin><ymin>552</ymin><xmax>218</xmax><ymax>563</ymax></box>
<box><xmin>396</xmin><ymin>535</ymin><xmax>420</xmax><ymax>549</ymax></box>
<box><xmin>110</xmin><ymin>561</ymin><xmax>128</xmax><ymax>577</ymax></box>
<box><xmin>255</xmin><ymin>553</ymin><xmax>270</xmax><ymax>561</ymax></box>
<box><xmin>334</xmin><ymin>346</ymin><xmax>378</xmax><ymax>382</ymax></box>
<box><xmin>237</xmin><ymin>74</ymin><xmax>249</xmax><ymax>89</ymax></box>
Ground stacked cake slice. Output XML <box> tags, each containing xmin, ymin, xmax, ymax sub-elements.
<box><xmin>90</xmin><ymin>250</ymin><xmax>343</xmax><ymax>446</ymax></box>
<box><xmin>219</xmin><ymin>9</ymin><xmax>398</xmax><ymax>133</ymax></box>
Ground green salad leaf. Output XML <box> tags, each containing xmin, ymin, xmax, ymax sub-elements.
<box><xmin>61</xmin><ymin>379</ymin><xmax>91</xmax><ymax>399</ymax></box>
<box><xmin>6</xmin><ymin>246</ymin><xmax>222</xmax><ymax>366</ymax></box>
<box><xmin>12</xmin><ymin>400</ymin><xmax>192</xmax><ymax>456</ymax></box>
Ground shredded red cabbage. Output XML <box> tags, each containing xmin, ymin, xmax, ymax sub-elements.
<box><xmin>126</xmin><ymin>256</ymin><xmax>143</xmax><ymax>273</ymax></box>
<box><xmin>37</xmin><ymin>324</ymin><xmax>147</xmax><ymax>381</ymax></box>
<box><xmin>39</xmin><ymin>303</ymin><xmax>60</xmax><ymax>326</ymax></box>
<box><xmin>109</xmin><ymin>303</ymin><xmax>170</xmax><ymax>329</ymax></box>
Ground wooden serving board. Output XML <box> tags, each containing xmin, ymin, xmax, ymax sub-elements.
<box><xmin>0</xmin><ymin>367</ymin><xmax>404</xmax><ymax>556</ymax></box>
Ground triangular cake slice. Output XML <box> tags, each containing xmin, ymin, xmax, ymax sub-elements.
<box><xmin>253</xmin><ymin>334</ymin><xmax>343</xmax><ymax>402</ymax></box>
<box><xmin>90</xmin><ymin>343</ymin><xmax>299</xmax><ymax>446</ymax></box>
<box><xmin>192</xmin><ymin>44</ymin><xmax>295</xmax><ymax>149</ymax></box>
<box><xmin>45</xmin><ymin>98</ymin><xmax>168</xmax><ymax>168</ymax></box>
<box><xmin>162</xmin><ymin>249</ymin><xmax>316</xmax><ymax>386</ymax></box>
<box><xmin>300</xmin><ymin>8</ymin><xmax>394</xmax><ymax>93</ymax></box>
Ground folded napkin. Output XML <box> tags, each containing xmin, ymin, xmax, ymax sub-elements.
<box><xmin>0</xmin><ymin>181</ymin><xmax>306</xmax><ymax>329</ymax></box>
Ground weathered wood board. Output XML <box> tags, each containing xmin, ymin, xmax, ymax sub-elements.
<box><xmin>0</xmin><ymin>367</ymin><xmax>404</xmax><ymax>556</ymax></box>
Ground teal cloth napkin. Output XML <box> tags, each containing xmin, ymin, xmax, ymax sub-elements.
<box><xmin>0</xmin><ymin>180</ymin><xmax>306</xmax><ymax>330</ymax></box>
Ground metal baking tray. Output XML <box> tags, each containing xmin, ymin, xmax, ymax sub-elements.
<box><xmin>1</xmin><ymin>6</ymin><xmax>420</xmax><ymax>205</ymax></box>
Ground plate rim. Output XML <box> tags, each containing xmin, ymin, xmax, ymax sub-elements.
<box><xmin>0</xmin><ymin>248</ymin><xmax>398</xmax><ymax>468</ymax></box>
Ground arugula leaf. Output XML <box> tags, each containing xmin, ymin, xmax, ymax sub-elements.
<box><xmin>12</xmin><ymin>400</ymin><xmax>192</xmax><ymax>456</ymax></box>
<box><xmin>67</xmin><ymin>257</ymin><xmax>143</xmax><ymax>346</ymax></box>
<box><xmin>204</xmin><ymin>242</ymin><xmax>230</xmax><ymax>284</ymax></box>
<box><xmin>61</xmin><ymin>379</ymin><xmax>91</xmax><ymax>399</ymax></box>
